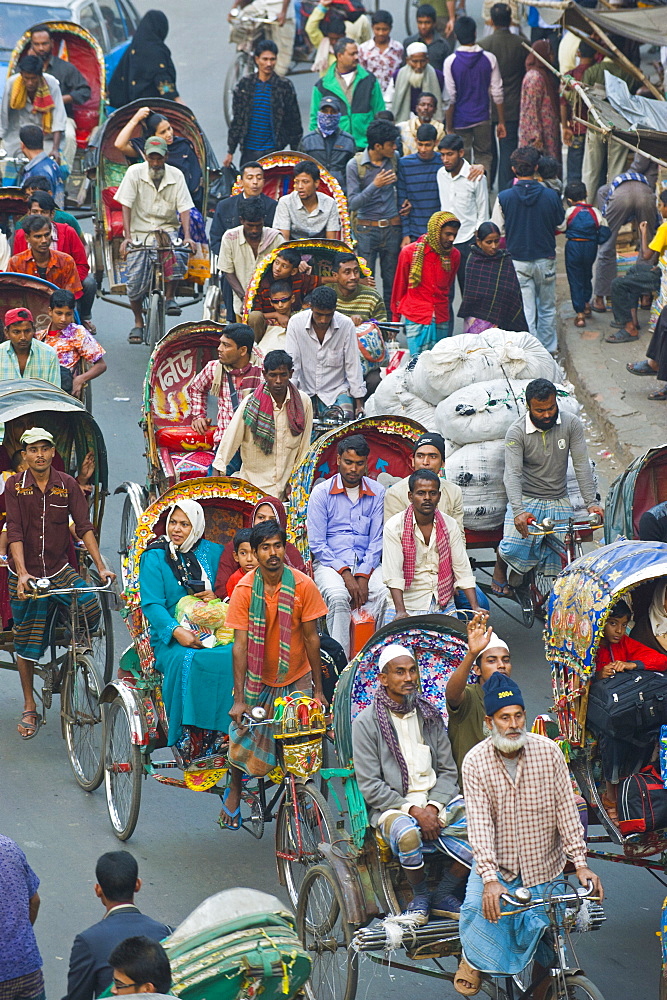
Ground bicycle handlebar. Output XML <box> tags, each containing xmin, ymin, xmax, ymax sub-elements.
<box><xmin>28</xmin><ymin>578</ymin><xmax>114</xmax><ymax>598</ymax></box>
<box><xmin>501</xmin><ymin>880</ymin><xmax>597</xmax><ymax>909</ymax></box>
<box><xmin>528</xmin><ymin>513</ymin><xmax>603</xmax><ymax>536</ymax></box>
<box><xmin>125</xmin><ymin>239</ymin><xmax>194</xmax><ymax>255</ymax></box>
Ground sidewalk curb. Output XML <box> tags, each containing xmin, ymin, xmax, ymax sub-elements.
<box><xmin>556</xmin><ymin>269</ymin><xmax>667</xmax><ymax>469</ymax></box>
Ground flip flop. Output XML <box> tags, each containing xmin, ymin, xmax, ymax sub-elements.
<box><xmin>18</xmin><ymin>710</ymin><xmax>40</xmax><ymax>740</ymax></box>
<box><xmin>128</xmin><ymin>327</ymin><xmax>144</xmax><ymax>344</ymax></box>
<box><xmin>590</xmin><ymin>303</ymin><xmax>607</xmax><ymax>313</ymax></box>
<box><xmin>454</xmin><ymin>958</ymin><xmax>481</xmax><ymax>996</ymax></box>
<box><xmin>605</xmin><ymin>330</ymin><xmax>639</xmax><ymax>343</ymax></box>
<box><xmin>648</xmin><ymin>385</ymin><xmax>667</xmax><ymax>401</ymax></box>
<box><xmin>491</xmin><ymin>580</ymin><xmax>513</xmax><ymax>597</ymax></box>
<box><xmin>217</xmin><ymin>788</ymin><xmax>242</xmax><ymax>831</ymax></box>
<box><xmin>627</xmin><ymin>360</ymin><xmax>657</xmax><ymax>376</ymax></box>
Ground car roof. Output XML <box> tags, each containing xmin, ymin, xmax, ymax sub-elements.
<box><xmin>0</xmin><ymin>0</ymin><xmax>75</xmax><ymax>5</ymax></box>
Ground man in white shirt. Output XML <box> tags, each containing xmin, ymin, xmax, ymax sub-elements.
<box><xmin>115</xmin><ymin>135</ymin><xmax>194</xmax><ymax>342</ymax></box>
<box><xmin>218</xmin><ymin>196</ymin><xmax>284</xmax><ymax>319</ymax></box>
<box><xmin>285</xmin><ymin>284</ymin><xmax>365</xmax><ymax>419</ymax></box>
<box><xmin>273</xmin><ymin>160</ymin><xmax>341</xmax><ymax>240</ymax></box>
<box><xmin>437</xmin><ymin>132</ymin><xmax>489</xmax><ymax>293</ymax></box>
<box><xmin>383</xmin><ymin>470</ymin><xmax>480</xmax><ymax>619</ymax></box>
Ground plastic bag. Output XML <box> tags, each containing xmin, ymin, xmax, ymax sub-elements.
<box><xmin>186</xmin><ymin>244</ymin><xmax>211</xmax><ymax>284</ymax></box>
<box><xmin>175</xmin><ymin>596</ymin><xmax>231</xmax><ymax>647</ymax></box>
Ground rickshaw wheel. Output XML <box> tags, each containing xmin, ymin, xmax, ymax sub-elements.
<box><xmin>87</xmin><ymin>566</ymin><xmax>114</xmax><ymax>684</ymax></box>
<box><xmin>276</xmin><ymin>781</ymin><xmax>336</xmax><ymax>909</ymax></box>
<box><xmin>146</xmin><ymin>291</ymin><xmax>165</xmax><ymax>349</ymax></box>
<box><xmin>543</xmin><ymin>974</ymin><xmax>606</xmax><ymax>1000</ymax></box>
<box><xmin>105</xmin><ymin>696</ymin><xmax>143</xmax><ymax>840</ymax></box>
<box><xmin>297</xmin><ymin>862</ymin><xmax>359</xmax><ymax>1000</ymax></box>
<box><xmin>120</xmin><ymin>493</ymin><xmax>144</xmax><ymax>590</ymax></box>
<box><xmin>530</xmin><ymin>570</ymin><xmax>556</xmax><ymax>622</ymax></box>
<box><xmin>62</xmin><ymin>654</ymin><xmax>105</xmax><ymax>791</ymax></box>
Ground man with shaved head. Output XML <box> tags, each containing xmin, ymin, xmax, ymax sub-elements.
<box><xmin>353</xmin><ymin>644</ymin><xmax>471</xmax><ymax>926</ymax></box>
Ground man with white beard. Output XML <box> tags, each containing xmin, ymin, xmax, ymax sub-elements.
<box><xmin>115</xmin><ymin>135</ymin><xmax>195</xmax><ymax>343</ymax></box>
<box><xmin>454</xmin><ymin>673</ymin><xmax>603</xmax><ymax>997</ymax></box>
<box><xmin>392</xmin><ymin>42</ymin><xmax>443</xmax><ymax>126</ymax></box>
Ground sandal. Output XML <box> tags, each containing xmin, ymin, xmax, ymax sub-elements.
<box><xmin>454</xmin><ymin>958</ymin><xmax>481</xmax><ymax>996</ymax></box>
<box><xmin>648</xmin><ymin>385</ymin><xmax>667</xmax><ymax>401</ymax></box>
<box><xmin>605</xmin><ymin>329</ymin><xmax>639</xmax><ymax>343</ymax></box>
<box><xmin>128</xmin><ymin>327</ymin><xmax>144</xmax><ymax>344</ymax></box>
<box><xmin>574</xmin><ymin>314</ymin><xmax>586</xmax><ymax>328</ymax></box>
<box><xmin>217</xmin><ymin>788</ymin><xmax>242</xmax><ymax>831</ymax></box>
<box><xmin>18</xmin><ymin>710</ymin><xmax>40</xmax><ymax>739</ymax></box>
<box><xmin>590</xmin><ymin>302</ymin><xmax>607</xmax><ymax>313</ymax></box>
<box><xmin>626</xmin><ymin>360</ymin><xmax>657</xmax><ymax>376</ymax></box>
<box><xmin>584</xmin><ymin>303</ymin><xmax>592</xmax><ymax>316</ymax></box>
<box><xmin>491</xmin><ymin>580</ymin><xmax>513</xmax><ymax>597</ymax></box>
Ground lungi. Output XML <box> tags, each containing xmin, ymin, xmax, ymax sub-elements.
<box><xmin>125</xmin><ymin>230</ymin><xmax>189</xmax><ymax>301</ymax></box>
<box><xmin>379</xmin><ymin>796</ymin><xmax>472</xmax><ymax>869</ymax></box>
<box><xmin>498</xmin><ymin>496</ymin><xmax>573</xmax><ymax>578</ymax></box>
<box><xmin>460</xmin><ymin>865</ymin><xmax>558</xmax><ymax>976</ymax></box>
<box><xmin>228</xmin><ymin>672</ymin><xmax>312</xmax><ymax>777</ymax></box>
<box><xmin>9</xmin><ymin>565</ymin><xmax>100</xmax><ymax>661</ymax></box>
<box><xmin>0</xmin><ymin>969</ymin><xmax>45</xmax><ymax>1000</ymax></box>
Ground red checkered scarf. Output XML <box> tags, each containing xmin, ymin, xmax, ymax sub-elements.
<box><xmin>401</xmin><ymin>505</ymin><xmax>454</xmax><ymax>609</ymax></box>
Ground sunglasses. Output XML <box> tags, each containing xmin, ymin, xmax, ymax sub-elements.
<box><xmin>270</xmin><ymin>297</ymin><xmax>292</xmax><ymax>304</ymax></box>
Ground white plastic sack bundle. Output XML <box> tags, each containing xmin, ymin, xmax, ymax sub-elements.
<box><xmin>567</xmin><ymin>458</ymin><xmax>599</xmax><ymax>516</ymax></box>
<box><xmin>436</xmin><ymin>379</ymin><xmax>581</xmax><ymax>446</ymax></box>
<box><xmin>445</xmin><ymin>440</ymin><xmax>507</xmax><ymax>531</ymax></box>
<box><xmin>395</xmin><ymin>381</ymin><xmax>438</xmax><ymax>430</ymax></box>
<box><xmin>371</xmin><ymin>369</ymin><xmax>404</xmax><ymax>413</ymax></box>
<box><xmin>367</xmin><ymin>370</ymin><xmax>437</xmax><ymax>428</ymax></box>
<box><xmin>406</xmin><ymin>330</ymin><xmax>563</xmax><ymax>405</ymax></box>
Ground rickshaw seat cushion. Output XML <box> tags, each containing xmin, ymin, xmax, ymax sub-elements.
<box><xmin>102</xmin><ymin>186</ymin><xmax>124</xmax><ymax>239</ymax></box>
<box><xmin>156</xmin><ymin>425</ymin><xmax>216</xmax><ymax>451</ymax></box>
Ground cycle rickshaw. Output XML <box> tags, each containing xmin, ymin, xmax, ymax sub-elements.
<box><xmin>295</xmin><ymin>614</ymin><xmax>606</xmax><ymax>1000</ymax></box>
<box><xmin>604</xmin><ymin>443</ymin><xmax>667</xmax><ymax>543</ymax></box>
<box><xmin>8</xmin><ymin>20</ymin><xmax>106</xmax><ymax>204</ymax></box>
<box><xmin>89</xmin><ymin>98</ymin><xmax>218</xmax><ymax>339</ymax></box>
<box><xmin>102</xmin><ymin>477</ymin><xmax>335</xmax><ymax>903</ymax></box>
<box><xmin>0</xmin><ymin>378</ymin><xmax>115</xmax><ymax>784</ymax></box>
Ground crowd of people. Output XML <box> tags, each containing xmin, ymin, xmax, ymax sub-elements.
<box><xmin>4</xmin><ymin>3</ymin><xmax>667</xmax><ymax>1000</ymax></box>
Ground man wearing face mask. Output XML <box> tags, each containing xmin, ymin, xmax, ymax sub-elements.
<box><xmin>491</xmin><ymin>379</ymin><xmax>603</xmax><ymax>597</ymax></box>
<box><xmin>299</xmin><ymin>96</ymin><xmax>356</xmax><ymax>193</ymax></box>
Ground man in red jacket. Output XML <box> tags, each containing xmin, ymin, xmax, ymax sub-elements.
<box><xmin>14</xmin><ymin>190</ymin><xmax>96</xmax><ymax>330</ymax></box>
<box><xmin>391</xmin><ymin>210</ymin><xmax>460</xmax><ymax>356</ymax></box>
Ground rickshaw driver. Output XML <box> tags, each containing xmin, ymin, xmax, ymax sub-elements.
<box><xmin>5</xmin><ymin>428</ymin><xmax>115</xmax><ymax>740</ymax></box>
<box><xmin>353</xmin><ymin>645</ymin><xmax>471</xmax><ymax>926</ymax></box>
<box><xmin>114</xmin><ymin>135</ymin><xmax>195</xmax><ymax>343</ymax></box>
<box><xmin>454</xmin><ymin>674</ymin><xmax>603</xmax><ymax>997</ymax></box>
<box><xmin>491</xmin><ymin>378</ymin><xmax>604</xmax><ymax>596</ymax></box>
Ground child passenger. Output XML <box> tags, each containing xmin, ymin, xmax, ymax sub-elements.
<box><xmin>225</xmin><ymin>528</ymin><xmax>258</xmax><ymax>597</ymax></box>
<box><xmin>594</xmin><ymin>599</ymin><xmax>667</xmax><ymax>822</ymax></box>
<box><xmin>37</xmin><ymin>289</ymin><xmax>107</xmax><ymax>397</ymax></box>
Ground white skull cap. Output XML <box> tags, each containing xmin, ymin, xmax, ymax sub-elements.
<box><xmin>482</xmin><ymin>632</ymin><xmax>509</xmax><ymax>654</ymax></box>
<box><xmin>406</xmin><ymin>41</ymin><xmax>428</xmax><ymax>56</ymax></box>
<box><xmin>378</xmin><ymin>644</ymin><xmax>416</xmax><ymax>670</ymax></box>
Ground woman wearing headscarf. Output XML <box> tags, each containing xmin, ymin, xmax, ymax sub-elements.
<box><xmin>458</xmin><ymin>222</ymin><xmax>527</xmax><ymax>334</ymax></box>
<box><xmin>108</xmin><ymin>11</ymin><xmax>180</xmax><ymax>108</ymax></box>
<box><xmin>518</xmin><ymin>40</ymin><xmax>561</xmax><ymax>163</ymax></box>
<box><xmin>139</xmin><ymin>500</ymin><xmax>233</xmax><ymax>751</ymax></box>
<box><xmin>214</xmin><ymin>497</ymin><xmax>307</xmax><ymax>597</ymax></box>
<box><xmin>390</xmin><ymin>210</ymin><xmax>461</xmax><ymax>356</ymax></box>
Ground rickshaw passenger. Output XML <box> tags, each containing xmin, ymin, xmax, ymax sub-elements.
<box><xmin>455</xmin><ymin>674</ymin><xmax>602</xmax><ymax>997</ymax></box>
<box><xmin>384</xmin><ymin>432</ymin><xmax>464</xmax><ymax>528</ymax></box>
<box><xmin>214</xmin><ymin>496</ymin><xmax>307</xmax><ymax>597</ymax></box>
<box><xmin>8</xmin><ymin>216</ymin><xmax>82</xmax><ymax>302</ymax></box>
<box><xmin>273</xmin><ymin>161</ymin><xmax>342</xmax><ymax>241</ymax></box>
<box><xmin>0</xmin><ymin>54</ymin><xmax>66</xmax><ymax>163</ymax></box>
<box><xmin>138</xmin><ymin>500</ymin><xmax>234</xmax><ymax>747</ymax></box>
<box><xmin>353</xmin><ymin>645</ymin><xmax>471</xmax><ymax>925</ymax></box>
<box><xmin>0</xmin><ymin>308</ymin><xmax>60</xmax><ymax>387</ymax></box>
<box><xmin>37</xmin><ymin>290</ymin><xmax>106</xmax><ymax>399</ymax></box>
<box><xmin>631</xmin><ymin>578</ymin><xmax>667</xmax><ymax>652</ymax></box>
<box><xmin>18</xmin><ymin>124</ymin><xmax>65</xmax><ymax>208</ymax></box>
<box><xmin>223</xmin><ymin>521</ymin><xmax>328</xmax><ymax>828</ymax></box>
<box><xmin>246</xmin><ymin>247</ymin><xmax>319</xmax><ymax>344</ymax></box>
<box><xmin>20</xmin><ymin>176</ymin><xmax>83</xmax><ymax>238</ymax></box>
<box><xmin>307</xmin><ymin>433</ymin><xmax>388</xmax><ymax>659</ymax></box>
<box><xmin>187</xmin><ymin>324</ymin><xmax>261</xmax><ymax>447</ymax></box>
<box><xmin>212</xmin><ymin>349</ymin><xmax>313</xmax><ymax>499</ymax></box>
<box><xmin>114</xmin><ymin>135</ymin><xmax>195</xmax><ymax>342</ymax></box>
<box><xmin>492</xmin><ymin>379</ymin><xmax>603</xmax><ymax>596</ymax></box>
<box><xmin>592</xmin><ymin>599</ymin><xmax>667</xmax><ymax>822</ymax></box>
<box><xmin>6</xmin><ymin>428</ymin><xmax>114</xmax><ymax>740</ymax></box>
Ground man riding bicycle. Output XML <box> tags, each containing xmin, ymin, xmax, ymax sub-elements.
<box><xmin>5</xmin><ymin>428</ymin><xmax>115</xmax><ymax>739</ymax></box>
<box><xmin>114</xmin><ymin>134</ymin><xmax>195</xmax><ymax>344</ymax></box>
<box><xmin>491</xmin><ymin>378</ymin><xmax>603</xmax><ymax>596</ymax></box>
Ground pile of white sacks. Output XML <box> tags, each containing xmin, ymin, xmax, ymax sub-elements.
<box><xmin>365</xmin><ymin>329</ymin><xmax>597</xmax><ymax>532</ymax></box>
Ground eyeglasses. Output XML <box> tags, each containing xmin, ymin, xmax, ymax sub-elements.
<box><xmin>112</xmin><ymin>979</ymin><xmax>142</xmax><ymax>992</ymax></box>
<box><xmin>270</xmin><ymin>297</ymin><xmax>292</xmax><ymax>304</ymax></box>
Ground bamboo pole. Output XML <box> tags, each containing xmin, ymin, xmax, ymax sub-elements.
<box><xmin>578</xmin><ymin>15</ymin><xmax>664</xmax><ymax>100</ymax></box>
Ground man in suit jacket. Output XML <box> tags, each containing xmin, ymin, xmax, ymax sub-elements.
<box><xmin>63</xmin><ymin>852</ymin><xmax>171</xmax><ymax>1000</ymax></box>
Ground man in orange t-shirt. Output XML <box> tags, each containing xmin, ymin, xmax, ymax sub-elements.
<box><xmin>222</xmin><ymin>519</ymin><xmax>328</xmax><ymax>829</ymax></box>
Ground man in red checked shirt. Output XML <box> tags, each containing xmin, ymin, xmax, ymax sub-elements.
<box><xmin>391</xmin><ymin>210</ymin><xmax>460</xmax><ymax>357</ymax></box>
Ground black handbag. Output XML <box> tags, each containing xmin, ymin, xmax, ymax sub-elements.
<box><xmin>587</xmin><ymin>670</ymin><xmax>667</xmax><ymax>739</ymax></box>
<box><xmin>618</xmin><ymin>765</ymin><xmax>667</xmax><ymax>835</ymax></box>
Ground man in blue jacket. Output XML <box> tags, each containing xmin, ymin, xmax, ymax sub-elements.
<box><xmin>491</xmin><ymin>146</ymin><xmax>564</xmax><ymax>353</ymax></box>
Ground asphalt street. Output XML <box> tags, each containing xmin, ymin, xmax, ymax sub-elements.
<box><xmin>0</xmin><ymin>2</ymin><xmax>663</xmax><ymax>998</ymax></box>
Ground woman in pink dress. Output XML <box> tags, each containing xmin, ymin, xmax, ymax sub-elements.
<box><xmin>518</xmin><ymin>40</ymin><xmax>562</xmax><ymax>164</ymax></box>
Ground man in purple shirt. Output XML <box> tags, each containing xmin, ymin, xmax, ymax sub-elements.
<box><xmin>0</xmin><ymin>835</ymin><xmax>43</xmax><ymax>1000</ymax></box>
<box><xmin>307</xmin><ymin>433</ymin><xmax>388</xmax><ymax>657</ymax></box>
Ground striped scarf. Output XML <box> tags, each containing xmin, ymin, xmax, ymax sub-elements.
<box><xmin>401</xmin><ymin>504</ymin><xmax>454</xmax><ymax>609</ymax></box>
<box><xmin>245</xmin><ymin>565</ymin><xmax>296</xmax><ymax>706</ymax></box>
<box><xmin>408</xmin><ymin>210</ymin><xmax>459</xmax><ymax>287</ymax></box>
<box><xmin>242</xmin><ymin>383</ymin><xmax>306</xmax><ymax>455</ymax></box>
<box><xmin>10</xmin><ymin>75</ymin><xmax>54</xmax><ymax>133</ymax></box>
<box><xmin>374</xmin><ymin>684</ymin><xmax>442</xmax><ymax>794</ymax></box>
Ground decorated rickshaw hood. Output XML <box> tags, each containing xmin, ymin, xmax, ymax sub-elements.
<box><xmin>545</xmin><ymin>539</ymin><xmax>667</xmax><ymax>678</ymax></box>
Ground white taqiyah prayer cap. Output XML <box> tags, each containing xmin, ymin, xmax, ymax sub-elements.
<box><xmin>378</xmin><ymin>644</ymin><xmax>416</xmax><ymax>670</ymax></box>
<box><xmin>406</xmin><ymin>41</ymin><xmax>428</xmax><ymax>56</ymax></box>
<box><xmin>482</xmin><ymin>632</ymin><xmax>510</xmax><ymax>654</ymax></box>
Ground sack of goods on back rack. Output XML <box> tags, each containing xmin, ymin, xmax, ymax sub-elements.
<box><xmin>367</xmin><ymin>329</ymin><xmax>595</xmax><ymax>531</ymax></box>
